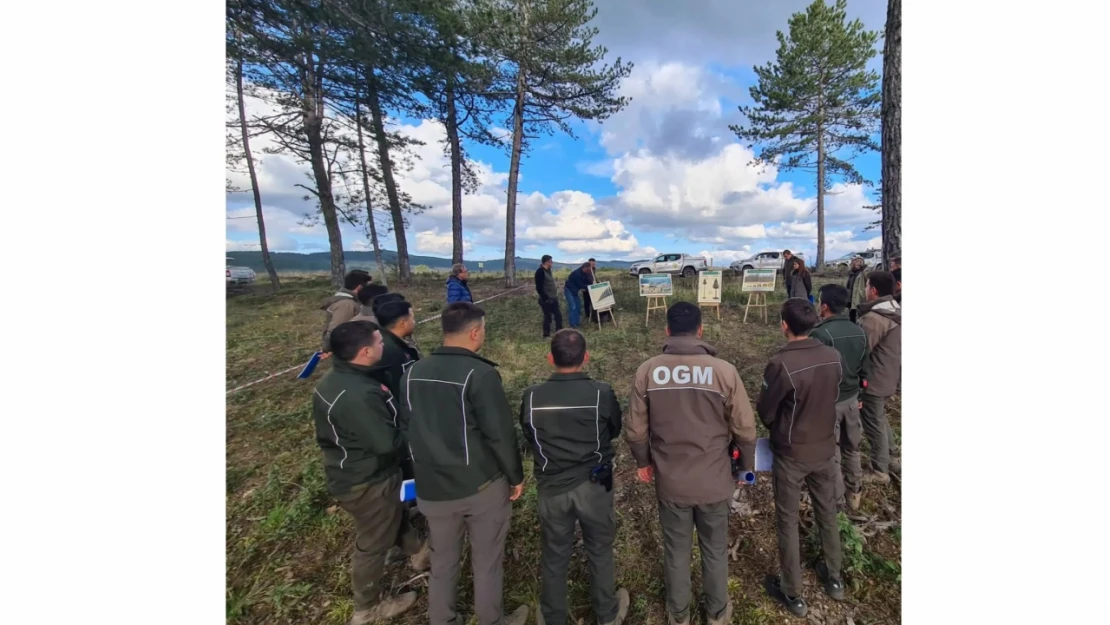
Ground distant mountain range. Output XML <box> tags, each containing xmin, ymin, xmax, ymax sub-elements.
<box><xmin>225</xmin><ymin>250</ymin><xmax>640</xmax><ymax>273</ymax></box>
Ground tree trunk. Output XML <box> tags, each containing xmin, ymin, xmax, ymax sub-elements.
<box><xmin>503</xmin><ymin>0</ymin><xmax>530</xmax><ymax>288</ymax></box>
<box><xmin>504</xmin><ymin>68</ymin><xmax>527</xmax><ymax>288</ymax></box>
<box><xmin>235</xmin><ymin>57</ymin><xmax>280</xmax><ymax>291</ymax></box>
<box><xmin>366</xmin><ymin>76</ymin><xmax>411</xmax><ymax>284</ymax></box>
<box><xmin>446</xmin><ymin>78</ymin><xmax>464</xmax><ymax>265</ymax></box>
<box><xmin>301</xmin><ymin>62</ymin><xmax>345</xmax><ymax>288</ymax></box>
<box><xmin>815</xmin><ymin>122</ymin><xmax>826</xmax><ymax>269</ymax></box>
<box><xmin>881</xmin><ymin>0</ymin><xmax>902</xmax><ymax>266</ymax></box>
<box><xmin>355</xmin><ymin>96</ymin><xmax>389</xmax><ymax>287</ymax></box>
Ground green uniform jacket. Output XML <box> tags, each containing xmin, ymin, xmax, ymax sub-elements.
<box><xmin>519</xmin><ymin>372</ymin><xmax>622</xmax><ymax>496</ymax></box>
<box><xmin>312</xmin><ymin>360</ymin><xmax>404</xmax><ymax>497</ymax></box>
<box><xmin>398</xmin><ymin>347</ymin><xmax>524</xmax><ymax>502</ymax></box>
<box><xmin>809</xmin><ymin>314</ymin><xmax>871</xmax><ymax>402</ymax></box>
<box><xmin>368</xmin><ymin>328</ymin><xmax>420</xmax><ymax>399</ymax></box>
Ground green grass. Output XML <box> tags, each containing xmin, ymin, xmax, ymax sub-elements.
<box><xmin>226</xmin><ymin>270</ymin><xmax>901</xmax><ymax>624</ymax></box>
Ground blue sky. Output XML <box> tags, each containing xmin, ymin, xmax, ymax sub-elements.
<box><xmin>226</xmin><ymin>0</ymin><xmax>888</xmax><ymax>266</ymax></box>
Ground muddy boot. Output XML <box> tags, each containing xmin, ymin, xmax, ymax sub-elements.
<box><xmin>862</xmin><ymin>471</ymin><xmax>890</xmax><ymax>485</ymax></box>
<box><xmin>666</xmin><ymin>613</ymin><xmax>690</xmax><ymax>625</ymax></box>
<box><xmin>706</xmin><ymin>601</ymin><xmax>733</xmax><ymax>625</ymax></box>
<box><xmin>408</xmin><ymin>540</ymin><xmax>431</xmax><ymax>572</ymax></box>
<box><xmin>847</xmin><ymin>491</ymin><xmax>862</xmax><ymax>512</ymax></box>
<box><xmin>600</xmin><ymin>588</ymin><xmax>630</xmax><ymax>625</ymax></box>
<box><xmin>504</xmin><ymin>605</ymin><xmax>529</xmax><ymax>625</ymax></box>
<box><xmin>349</xmin><ymin>592</ymin><xmax>418</xmax><ymax>625</ymax></box>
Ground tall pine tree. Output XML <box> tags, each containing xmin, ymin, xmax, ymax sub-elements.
<box><xmin>730</xmin><ymin>0</ymin><xmax>880</xmax><ymax>268</ymax></box>
<box><xmin>881</xmin><ymin>0</ymin><xmax>901</xmax><ymax>267</ymax></box>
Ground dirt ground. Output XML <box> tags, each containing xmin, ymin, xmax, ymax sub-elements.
<box><xmin>226</xmin><ymin>270</ymin><xmax>901</xmax><ymax>625</ymax></box>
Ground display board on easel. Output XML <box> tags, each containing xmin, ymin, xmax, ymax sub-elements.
<box><xmin>639</xmin><ymin>273</ymin><xmax>672</xmax><ymax>325</ymax></box>
<box><xmin>741</xmin><ymin>269</ymin><xmax>776</xmax><ymax>324</ymax></box>
<box><xmin>697</xmin><ymin>270</ymin><xmax>722</xmax><ymax>321</ymax></box>
<box><xmin>587</xmin><ymin>282</ymin><xmax>619</xmax><ymax>330</ymax></box>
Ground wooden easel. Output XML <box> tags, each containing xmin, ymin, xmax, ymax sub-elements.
<box><xmin>699</xmin><ymin>302</ymin><xmax>721</xmax><ymax>321</ymax></box>
<box><xmin>742</xmin><ymin>292</ymin><xmax>769</xmax><ymax>324</ymax></box>
<box><xmin>592</xmin><ymin>306</ymin><xmax>618</xmax><ymax>330</ymax></box>
<box><xmin>645</xmin><ymin>296</ymin><xmax>668</xmax><ymax>325</ymax></box>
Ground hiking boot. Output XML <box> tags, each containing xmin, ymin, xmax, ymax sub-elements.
<box><xmin>707</xmin><ymin>601</ymin><xmax>733</xmax><ymax>625</ymax></box>
<box><xmin>408</xmin><ymin>540</ymin><xmax>431</xmax><ymax>572</ymax></box>
<box><xmin>862</xmin><ymin>471</ymin><xmax>891</xmax><ymax>485</ymax></box>
<box><xmin>766</xmin><ymin>576</ymin><xmax>807</xmax><ymax>618</ymax></box>
<box><xmin>504</xmin><ymin>605</ymin><xmax>529</xmax><ymax>625</ymax></box>
<box><xmin>847</xmin><ymin>491</ymin><xmax>862</xmax><ymax>512</ymax></box>
<box><xmin>666</xmin><ymin>612</ymin><xmax>690</xmax><ymax>625</ymax></box>
<box><xmin>600</xmin><ymin>588</ymin><xmax>631</xmax><ymax>625</ymax></box>
<box><xmin>889</xmin><ymin>458</ymin><xmax>901</xmax><ymax>475</ymax></box>
<box><xmin>817</xmin><ymin>561</ymin><xmax>846</xmax><ymax>601</ymax></box>
<box><xmin>383</xmin><ymin>545</ymin><xmax>404</xmax><ymax>567</ymax></box>
<box><xmin>349</xmin><ymin>592</ymin><xmax>418</xmax><ymax>624</ymax></box>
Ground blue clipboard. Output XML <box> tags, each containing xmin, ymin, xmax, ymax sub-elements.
<box><xmin>297</xmin><ymin>352</ymin><xmax>323</xmax><ymax>379</ymax></box>
<box><xmin>400</xmin><ymin>479</ymin><xmax>416</xmax><ymax>502</ymax></box>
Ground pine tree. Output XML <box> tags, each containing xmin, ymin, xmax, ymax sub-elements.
<box><xmin>881</xmin><ymin>0</ymin><xmax>901</xmax><ymax>266</ymax></box>
<box><xmin>486</xmin><ymin>0</ymin><xmax>632</xmax><ymax>286</ymax></box>
<box><xmin>730</xmin><ymin>0</ymin><xmax>880</xmax><ymax>268</ymax></box>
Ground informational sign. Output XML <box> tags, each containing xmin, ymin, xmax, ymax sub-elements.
<box><xmin>741</xmin><ymin>268</ymin><xmax>777</xmax><ymax>292</ymax></box>
<box><xmin>639</xmin><ymin>273</ymin><xmax>673</xmax><ymax>297</ymax></box>
<box><xmin>697</xmin><ymin>270</ymin><xmax>723</xmax><ymax>304</ymax></box>
<box><xmin>588</xmin><ymin>281</ymin><xmax>616</xmax><ymax>310</ymax></box>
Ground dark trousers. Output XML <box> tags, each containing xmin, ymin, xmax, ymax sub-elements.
<box><xmin>771</xmin><ymin>454</ymin><xmax>842</xmax><ymax>598</ymax></box>
<box><xmin>540</xmin><ymin>298</ymin><xmax>564</xmax><ymax>337</ymax></box>
<box><xmin>860</xmin><ymin>393</ymin><xmax>891</xmax><ymax>473</ymax></box>
<box><xmin>537</xmin><ymin>479</ymin><xmax>618</xmax><ymax>625</ymax></box>
<box><xmin>581</xmin><ymin>289</ymin><xmax>594</xmax><ymax>320</ymax></box>
<box><xmin>833</xmin><ymin>396</ymin><xmax>863</xmax><ymax>505</ymax></box>
<box><xmin>849</xmin><ymin>308</ymin><xmax>858</xmax><ymax>323</ymax></box>
<box><xmin>336</xmin><ymin>472</ymin><xmax>423</xmax><ymax>610</ymax></box>
<box><xmin>419</xmin><ymin>477</ymin><xmax>512</xmax><ymax>625</ymax></box>
<box><xmin>658</xmin><ymin>498</ymin><xmax>730</xmax><ymax>622</ymax></box>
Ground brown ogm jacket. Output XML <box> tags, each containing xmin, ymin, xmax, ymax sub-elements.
<box><xmin>858</xmin><ymin>296</ymin><xmax>902</xmax><ymax>397</ymax></box>
<box><xmin>757</xmin><ymin>338</ymin><xmax>842</xmax><ymax>464</ymax></box>
<box><xmin>626</xmin><ymin>336</ymin><xmax>757</xmax><ymax>506</ymax></box>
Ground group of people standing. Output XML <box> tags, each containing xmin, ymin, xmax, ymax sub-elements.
<box><xmin>309</xmin><ymin>257</ymin><xmax>901</xmax><ymax>625</ymax></box>
<box><xmin>534</xmin><ymin>255</ymin><xmax>600</xmax><ymax>336</ymax></box>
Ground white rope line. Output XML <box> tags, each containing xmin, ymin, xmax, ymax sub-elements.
<box><xmin>226</xmin><ymin>284</ymin><xmax>529</xmax><ymax>396</ymax></box>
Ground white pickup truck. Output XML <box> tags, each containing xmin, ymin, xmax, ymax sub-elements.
<box><xmin>628</xmin><ymin>253</ymin><xmax>709</xmax><ymax>278</ymax></box>
<box><xmin>226</xmin><ymin>257</ymin><xmax>256</xmax><ymax>285</ymax></box>
<box><xmin>729</xmin><ymin>251</ymin><xmax>804</xmax><ymax>274</ymax></box>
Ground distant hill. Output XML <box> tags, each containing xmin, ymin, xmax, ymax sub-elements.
<box><xmin>226</xmin><ymin>250</ymin><xmax>639</xmax><ymax>274</ymax></box>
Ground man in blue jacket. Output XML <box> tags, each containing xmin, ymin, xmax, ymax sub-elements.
<box><xmin>446</xmin><ymin>264</ymin><xmax>473</xmax><ymax>303</ymax></box>
<box><xmin>563</xmin><ymin>262</ymin><xmax>593</xmax><ymax>328</ymax></box>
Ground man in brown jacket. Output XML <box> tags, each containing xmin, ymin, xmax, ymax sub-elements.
<box><xmin>321</xmin><ymin>270</ymin><xmax>374</xmax><ymax>352</ymax></box>
<box><xmin>626</xmin><ymin>302</ymin><xmax>757</xmax><ymax>625</ymax></box>
<box><xmin>858</xmin><ymin>271</ymin><xmax>902</xmax><ymax>482</ymax></box>
<box><xmin>757</xmin><ymin>298</ymin><xmax>846</xmax><ymax>618</ymax></box>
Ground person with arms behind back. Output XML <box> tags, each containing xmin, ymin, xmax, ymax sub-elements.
<box><xmin>625</xmin><ymin>302</ymin><xmax>757</xmax><ymax>625</ymax></box>
<box><xmin>810</xmin><ymin>284</ymin><xmax>871</xmax><ymax>512</ymax></box>
<box><xmin>535</xmin><ymin>255</ymin><xmax>564</xmax><ymax>338</ymax></box>
<box><xmin>757</xmin><ymin>299</ymin><xmax>846</xmax><ymax>617</ymax></box>
<box><xmin>398</xmin><ymin>303</ymin><xmax>529</xmax><ymax>625</ymax></box>
<box><xmin>311</xmin><ymin>320</ymin><xmax>429</xmax><ymax>625</ymax></box>
<box><xmin>520</xmin><ymin>329</ymin><xmax>630</xmax><ymax>625</ymax></box>
<box><xmin>857</xmin><ymin>271</ymin><xmax>902</xmax><ymax>484</ymax></box>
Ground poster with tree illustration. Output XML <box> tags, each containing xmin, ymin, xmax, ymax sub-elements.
<box><xmin>698</xmin><ymin>270</ymin><xmax>723</xmax><ymax>304</ymax></box>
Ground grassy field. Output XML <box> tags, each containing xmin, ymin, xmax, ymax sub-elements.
<box><xmin>226</xmin><ymin>270</ymin><xmax>901</xmax><ymax>625</ymax></box>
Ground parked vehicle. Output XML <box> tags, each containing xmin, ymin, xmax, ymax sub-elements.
<box><xmin>628</xmin><ymin>253</ymin><xmax>709</xmax><ymax>278</ymax></box>
<box><xmin>729</xmin><ymin>251</ymin><xmax>805</xmax><ymax>274</ymax></box>
<box><xmin>831</xmin><ymin>249</ymin><xmax>883</xmax><ymax>271</ymax></box>
<box><xmin>226</xmin><ymin>257</ymin><xmax>256</xmax><ymax>285</ymax></box>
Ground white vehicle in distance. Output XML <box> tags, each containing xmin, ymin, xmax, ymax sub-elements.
<box><xmin>628</xmin><ymin>253</ymin><xmax>709</xmax><ymax>278</ymax></box>
<box><xmin>831</xmin><ymin>249</ymin><xmax>884</xmax><ymax>271</ymax></box>
<box><xmin>729</xmin><ymin>251</ymin><xmax>804</xmax><ymax>274</ymax></box>
<box><xmin>226</xmin><ymin>257</ymin><xmax>256</xmax><ymax>285</ymax></box>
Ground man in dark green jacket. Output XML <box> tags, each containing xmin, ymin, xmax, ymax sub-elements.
<box><xmin>520</xmin><ymin>329</ymin><xmax>630</xmax><ymax>625</ymax></box>
<box><xmin>368</xmin><ymin>300</ymin><xmax>420</xmax><ymax>399</ymax></box>
<box><xmin>811</xmin><ymin>284</ymin><xmax>871</xmax><ymax>512</ymax></box>
<box><xmin>398</xmin><ymin>302</ymin><xmax>528</xmax><ymax>625</ymax></box>
<box><xmin>535</xmin><ymin>255</ymin><xmax>563</xmax><ymax>338</ymax></box>
<box><xmin>311</xmin><ymin>320</ymin><xmax>428</xmax><ymax>625</ymax></box>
